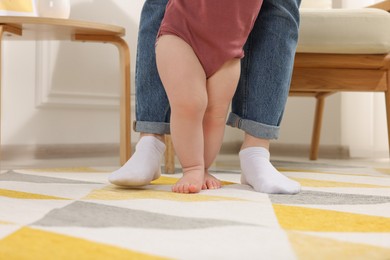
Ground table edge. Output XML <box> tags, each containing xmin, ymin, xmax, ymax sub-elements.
<box><xmin>0</xmin><ymin>16</ymin><xmax>125</xmax><ymax>36</ymax></box>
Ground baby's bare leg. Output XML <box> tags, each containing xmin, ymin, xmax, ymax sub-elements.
<box><xmin>156</xmin><ymin>35</ymin><xmax>207</xmax><ymax>193</ymax></box>
<box><xmin>202</xmin><ymin>59</ymin><xmax>241</xmax><ymax>189</ymax></box>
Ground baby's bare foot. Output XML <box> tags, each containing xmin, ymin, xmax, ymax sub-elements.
<box><xmin>172</xmin><ymin>170</ymin><xmax>204</xmax><ymax>193</ymax></box>
<box><xmin>202</xmin><ymin>172</ymin><xmax>222</xmax><ymax>190</ymax></box>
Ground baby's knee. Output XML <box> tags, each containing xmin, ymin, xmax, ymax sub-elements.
<box><xmin>171</xmin><ymin>94</ymin><xmax>207</xmax><ymax>117</ymax></box>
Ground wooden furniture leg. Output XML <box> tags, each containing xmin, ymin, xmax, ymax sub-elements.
<box><xmin>386</xmin><ymin>70</ymin><xmax>390</xmax><ymax>153</ymax></box>
<box><xmin>164</xmin><ymin>135</ymin><xmax>175</xmax><ymax>174</ymax></box>
<box><xmin>291</xmin><ymin>52</ymin><xmax>390</xmax><ymax>159</ymax></box>
<box><xmin>73</xmin><ymin>34</ymin><xmax>131</xmax><ymax>166</ymax></box>
<box><xmin>310</xmin><ymin>92</ymin><xmax>334</xmax><ymax>160</ymax></box>
<box><xmin>0</xmin><ymin>26</ymin><xmax>3</xmax><ymax>162</ymax></box>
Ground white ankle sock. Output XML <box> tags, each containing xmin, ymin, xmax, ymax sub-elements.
<box><xmin>239</xmin><ymin>147</ymin><xmax>301</xmax><ymax>194</ymax></box>
<box><xmin>108</xmin><ymin>136</ymin><xmax>166</xmax><ymax>186</ymax></box>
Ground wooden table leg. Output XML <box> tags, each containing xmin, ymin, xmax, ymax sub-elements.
<box><xmin>0</xmin><ymin>26</ymin><xmax>3</xmax><ymax>163</ymax></box>
<box><xmin>386</xmin><ymin>70</ymin><xmax>390</xmax><ymax>156</ymax></box>
<box><xmin>73</xmin><ymin>34</ymin><xmax>131</xmax><ymax>166</ymax></box>
<box><xmin>164</xmin><ymin>135</ymin><xmax>175</xmax><ymax>174</ymax></box>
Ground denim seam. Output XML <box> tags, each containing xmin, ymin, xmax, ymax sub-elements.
<box><xmin>242</xmin><ymin>34</ymin><xmax>253</xmax><ymax>119</ymax></box>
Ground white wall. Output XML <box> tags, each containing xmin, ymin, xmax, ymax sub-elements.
<box><xmin>2</xmin><ymin>0</ymin><xmax>144</xmax><ymax>149</ymax></box>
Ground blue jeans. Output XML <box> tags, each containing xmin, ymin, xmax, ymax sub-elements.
<box><xmin>134</xmin><ymin>0</ymin><xmax>301</xmax><ymax>139</ymax></box>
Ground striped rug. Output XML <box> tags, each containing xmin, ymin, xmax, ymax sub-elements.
<box><xmin>0</xmin><ymin>162</ymin><xmax>389</xmax><ymax>259</ymax></box>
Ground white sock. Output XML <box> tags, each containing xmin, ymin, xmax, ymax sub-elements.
<box><xmin>108</xmin><ymin>136</ymin><xmax>166</xmax><ymax>186</ymax></box>
<box><xmin>239</xmin><ymin>147</ymin><xmax>301</xmax><ymax>194</ymax></box>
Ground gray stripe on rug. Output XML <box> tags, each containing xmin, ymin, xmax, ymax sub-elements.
<box><xmin>269</xmin><ymin>190</ymin><xmax>390</xmax><ymax>205</ymax></box>
<box><xmin>0</xmin><ymin>171</ymin><xmax>101</xmax><ymax>184</ymax></box>
<box><xmin>32</xmin><ymin>201</ymin><xmax>257</xmax><ymax>229</ymax></box>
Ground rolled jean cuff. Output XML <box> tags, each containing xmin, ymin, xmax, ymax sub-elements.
<box><xmin>226</xmin><ymin>113</ymin><xmax>280</xmax><ymax>140</ymax></box>
<box><xmin>133</xmin><ymin>121</ymin><xmax>171</xmax><ymax>135</ymax></box>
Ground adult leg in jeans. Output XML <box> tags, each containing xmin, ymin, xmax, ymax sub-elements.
<box><xmin>109</xmin><ymin>0</ymin><xmax>169</xmax><ymax>186</ymax></box>
<box><xmin>109</xmin><ymin>0</ymin><xmax>221</xmax><ymax>189</ymax></box>
<box><xmin>227</xmin><ymin>0</ymin><xmax>301</xmax><ymax>194</ymax></box>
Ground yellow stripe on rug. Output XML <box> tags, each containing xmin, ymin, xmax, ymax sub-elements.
<box><xmin>0</xmin><ymin>189</ymin><xmax>69</xmax><ymax>200</ymax></box>
<box><xmin>288</xmin><ymin>231</ymin><xmax>390</xmax><ymax>260</ymax></box>
<box><xmin>84</xmin><ymin>185</ymin><xmax>245</xmax><ymax>202</ymax></box>
<box><xmin>273</xmin><ymin>204</ymin><xmax>390</xmax><ymax>232</ymax></box>
<box><xmin>0</xmin><ymin>227</ymin><xmax>167</xmax><ymax>260</ymax></box>
<box><xmin>290</xmin><ymin>178</ymin><xmax>390</xmax><ymax>188</ymax></box>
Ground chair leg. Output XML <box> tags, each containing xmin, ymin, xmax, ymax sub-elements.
<box><xmin>164</xmin><ymin>135</ymin><xmax>175</xmax><ymax>174</ymax></box>
<box><xmin>310</xmin><ymin>92</ymin><xmax>333</xmax><ymax>160</ymax></box>
<box><xmin>310</xmin><ymin>96</ymin><xmax>324</xmax><ymax>160</ymax></box>
<box><xmin>386</xmin><ymin>71</ymin><xmax>390</xmax><ymax>156</ymax></box>
<box><xmin>0</xmin><ymin>27</ymin><xmax>3</xmax><ymax>162</ymax></box>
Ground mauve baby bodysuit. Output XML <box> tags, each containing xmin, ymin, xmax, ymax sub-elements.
<box><xmin>158</xmin><ymin>0</ymin><xmax>263</xmax><ymax>78</ymax></box>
